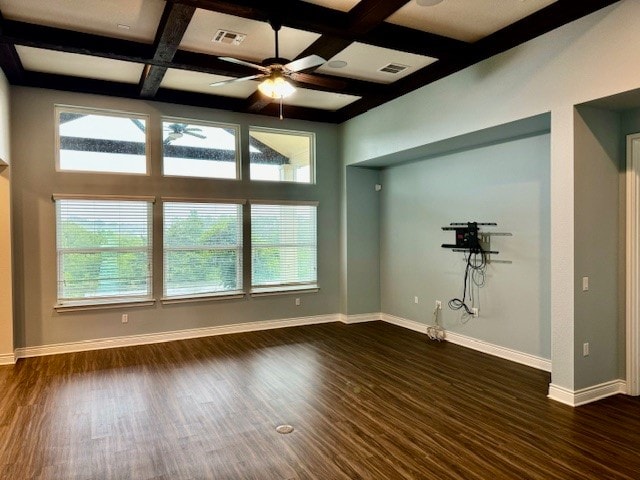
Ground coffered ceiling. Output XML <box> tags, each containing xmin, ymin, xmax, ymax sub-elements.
<box><xmin>0</xmin><ymin>0</ymin><xmax>620</xmax><ymax>123</ymax></box>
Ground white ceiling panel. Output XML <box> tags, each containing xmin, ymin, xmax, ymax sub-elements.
<box><xmin>161</xmin><ymin>68</ymin><xmax>258</xmax><ymax>98</ymax></box>
<box><xmin>316</xmin><ymin>42</ymin><xmax>437</xmax><ymax>83</ymax></box>
<box><xmin>387</xmin><ymin>0</ymin><xmax>558</xmax><ymax>42</ymax></box>
<box><xmin>300</xmin><ymin>0</ymin><xmax>361</xmax><ymax>12</ymax></box>
<box><xmin>283</xmin><ymin>88</ymin><xmax>360</xmax><ymax>111</ymax></box>
<box><xmin>0</xmin><ymin>0</ymin><xmax>165</xmax><ymax>43</ymax></box>
<box><xmin>16</xmin><ymin>46</ymin><xmax>144</xmax><ymax>84</ymax></box>
<box><xmin>181</xmin><ymin>10</ymin><xmax>321</xmax><ymax>62</ymax></box>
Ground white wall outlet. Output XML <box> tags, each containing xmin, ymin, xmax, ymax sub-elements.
<box><xmin>582</xmin><ymin>276</ymin><xmax>589</xmax><ymax>291</ymax></box>
<box><xmin>295</xmin><ymin>297</ymin><xmax>301</xmax><ymax>306</ymax></box>
<box><xmin>414</xmin><ymin>296</ymin><xmax>419</xmax><ymax>304</ymax></box>
<box><xmin>435</xmin><ymin>300</ymin><xmax>442</xmax><ymax>310</ymax></box>
<box><xmin>583</xmin><ymin>342</ymin><xmax>590</xmax><ymax>356</ymax></box>
<box><xmin>121</xmin><ymin>314</ymin><xmax>128</xmax><ymax>324</ymax></box>
<box><xmin>471</xmin><ymin>307</ymin><xmax>479</xmax><ymax>317</ymax></box>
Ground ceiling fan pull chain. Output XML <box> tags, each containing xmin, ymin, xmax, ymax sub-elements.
<box><xmin>279</xmin><ymin>97</ymin><xmax>284</xmax><ymax>120</ymax></box>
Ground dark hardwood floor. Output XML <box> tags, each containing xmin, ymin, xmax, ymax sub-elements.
<box><xmin>1</xmin><ymin>321</ymin><xmax>639</xmax><ymax>479</ymax></box>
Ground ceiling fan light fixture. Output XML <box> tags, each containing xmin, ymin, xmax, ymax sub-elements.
<box><xmin>258</xmin><ymin>73</ymin><xmax>295</xmax><ymax>99</ymax></box>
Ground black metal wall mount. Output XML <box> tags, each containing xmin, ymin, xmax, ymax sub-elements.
<box><xmin>441</xmin><ymin>222</ymin><xmax>512</xmax><ymax>264</ymax></box>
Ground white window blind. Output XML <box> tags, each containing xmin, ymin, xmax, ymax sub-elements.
<box><xmin>251</xmin><ymin>203</ymin><xmax>317</xmax><ymax>291</ymax></box>
<box><xmin>163</xmin><ymin>201</ymin><xmax>243</xmax><ymax>298</ymax></box>
<box><xmin>55</xmin><ymin>198</ymin><xmax>153</xmax><ymax>305</ymax></box>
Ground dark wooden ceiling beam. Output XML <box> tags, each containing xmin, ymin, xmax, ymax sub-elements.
<box><xmin>346</xmin><ymin>0</ymin><xmax>410</xmax><ymax>36</ymax></box>
<box><xmin>337</xmin><ymin>0</ymin><xmax>622</xmax><ymax>122</ymax></box>
<box><xmin>0</xmin><ymin>11</ymin><xmax>25</xmax><ymax>83</ymax></box>
<box><xmin>139</xmin><ymin>2</ymin><xmax>196</xmax><ymax>98</ymax></box>
<box><xmin>175</xmin><ymin>0</ymin><xmax>468</xmax><ymax>58</ymax></box>
<box><xmin>0</xmin><ymin>19</ymin><xmax>152</xmax><ymax>62</ymax></box>
<box><xmin>0</xmin><ymin>43</ymin><xmax>25</xmax><ymax>84</ymax></box>
<box><xmin>0</xmin><ymin>19</ymin><xmax>376</xmax><ymax>98</ymax></box>
<box><xmin>249</xmin><ymin>0</ymin><xmax>410</xmax><ymax>113</ymax></box>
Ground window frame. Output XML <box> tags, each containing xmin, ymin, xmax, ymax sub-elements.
<box><xmin>250</xmin><ymin>199</ymin><xmax>319</xmax><ymax>295</ymax></box>
<box><xmin>161</xmin><ymin>197</ymin><xmax>246</xmax><ymax>303</ymax></box>
<box><xmin>53</xmin><ymin>194</ymin><xmax>155</xmax><ymax>311</ymax></box>
<box><xmin>55</xmin><ymin>105</ymin><xmax>151</xmax><ymax>176</ymax></box>
<box><xmin>161</xmin><ymin>116</ymin><xmax>241</xmax><ymax>181</ymax></box>
<box><xmin>248</xmin><ymin>126</ymin><xmax>316</xmax><ymax>184</ymax></box>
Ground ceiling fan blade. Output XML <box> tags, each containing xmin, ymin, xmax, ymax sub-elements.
<box><xmin>289</xmin><ymin>72</ymin><xmax>347</xmax><ymax>90</ymax></box>
<box><xmin>219</xmin><ymin>56</ymin><xmax>269</xmax><ymax>72</ymax></box>
<box><xmin>210</xmin><ymin>74</ymin><xmax>265</xmax><ymax>87</ymax></box>
<box><xmin>285</xmin><ymin>55</ymin><xmax>326</xmax><ymax>73</ymax></box>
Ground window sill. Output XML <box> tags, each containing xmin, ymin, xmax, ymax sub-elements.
<box><xmin>161</xmin><ymin>292</ymin><xmax>245</xmax><ymax>305</ymax></box>
<box><xmin>251</xmin><ymin>286</ymin><xmax>319</xmax><ymax>297</ymax></box>
<box><xmin>54</xmin><ymin>298</ymin><xmax>155</xmax><ymax>313</ymax></box>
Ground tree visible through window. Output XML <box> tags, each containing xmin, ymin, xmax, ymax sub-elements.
<box><xmin>55</xmin><ymin>198</ymin><xmax>153</xmax><ymax>304</ymax></box>
<box><xmin>251</xmin><ymin>203</ymin><xmax>317</xmax><ymax>291</ymax></box>
<box><xmin>163</xmin><ymin>201</ymin><xmax>243</xmax><ymax>298</ymax></box>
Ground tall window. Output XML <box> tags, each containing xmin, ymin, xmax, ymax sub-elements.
<box><xmin>251</xmin><ymin>202</ymin><xmax>317</xmax><ymax>292</ymax></box>
<box><xmin>162</xmin><ymin>119</ymin><xmax>240</xmax><ymax>179</ymax></box>
<box><xmin>249</xmin><ymin>127</ymin><xmax>314</xmax><ymax>183</ymax></box>
<box><xmin>163</xmin><ymin>201</ymin><xmax>243</xmax><ymax>299</ymax></box>
<box><xmin>55</xmin><ymin>197</ymin><xmax>153</xmax><ymax>306</ymax></box>
<box><xmin>56</xmin><ymin>107</ymin><xmax>149</xmax><ymax>174</ymax></box>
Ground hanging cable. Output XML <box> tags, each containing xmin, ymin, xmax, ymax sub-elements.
<box><xmin>448</xmin><ymin>246</ymin><xmax>487</xmax><ymax>316</ymax></box>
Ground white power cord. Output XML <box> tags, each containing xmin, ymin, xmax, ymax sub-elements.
<box><xmin>426</xmin><ymin>304</ymin><xmax>445</xmax><ymax>341</ymax></box>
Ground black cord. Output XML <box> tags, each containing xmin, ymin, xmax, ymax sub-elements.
<box><xmin>448</xmin><ymin>247</ymin><xmax>487</xmax><ymax>316</ymax></box>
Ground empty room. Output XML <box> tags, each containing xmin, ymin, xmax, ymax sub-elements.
<box><xmin>1</xmin><ymin>0</ymin><xmax>640</xmax><ymax>478</ymax></box>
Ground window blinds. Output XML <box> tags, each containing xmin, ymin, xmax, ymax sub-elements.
<box><xmin>251</xmin><ymin>203</ymin><xmax>317</xmax><ymax>290</ymax></box>
<box><xmin>163</xmin><ymin>201</ymin><xmax>243</xmax><ymax>297</ymax></box>
<box><xmin>55</xmin><ymin>198</ymin><xmax>153</xmax><ymax>303</ymax></box>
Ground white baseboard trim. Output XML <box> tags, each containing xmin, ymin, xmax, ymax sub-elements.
<box><xmin>0</xmin><ymin>352</ymin><xmax>16</xmax><ymax>365</ymax></box>
<box><xmin>444</xmin><ymin>331</ymin><xmax>552</xmax><ymax>372</ymax></box>
<box><xmin>548</xmin><ymin>380</ymin><xmax>627</xmax><ymax>407</ymax></box>
<box><xmin>14</xmin><ymin>314</ymin><xmax>340</xmax><ymax>359</ymax></box>
<box><xmin>341</xmin><ymin>313</ymin><xmax>382</xmax><ymax>324</ymax></box>
<box><xmin>380</xmin><ymin>313</ymin><xmax>426</xmax><ymax>334</ymax></box>
<box><xmin>380</xmin><ymin>313</ymin><xmax>551</xmax><ymax>372</ymax></box>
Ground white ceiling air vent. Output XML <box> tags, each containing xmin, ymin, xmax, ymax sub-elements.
<box><xmin>212</xmin><ymin>30</ymin><xmax>246</xmax><ymax>46</ymax></box>
<box><xmin>379</xmin><ymin>63</ymin><xmax>410</xmax><ymax>74</ymax></box>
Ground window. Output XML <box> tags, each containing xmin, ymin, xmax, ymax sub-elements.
<box><xmin>162</xmin><ymin>119</ymin><xmax>240</xmax><ymax>179</ymax></box>
<box><xmin>249</xmin><ymin>127</ymin><xmax>314</xmax><ymax>183</ymax></box>
<box><xmin>55</xmin><ymin>197</ymin><xmax>153</xmax><ymax>306</ymax></box>
<box><xmin>56</xmin><ymin>107</ymin><xmax>149</xmax><ymax>174</ymax></box>
<box><xmin>163</xmin><ymin>200</ymin><xmax>243</xmax><ymax>299</ymax></box>
<box><xmin>251</xmin><ymin>202</ymin><xmax>317</xmax><ymax>292</ymax></box>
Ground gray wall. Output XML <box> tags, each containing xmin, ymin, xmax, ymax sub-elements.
<box><xmin>573</xmin><ymin>106</ymin><xmax>624</xmax><ymax>389</ymax></box>
<box><xmin>11</xmin><ymin>87</ymin><xmax>341</xmax><ymax>348</ymax></box>
<box><xmin>379</xmin><ymin>133</ymin><xmax>551</xmax><ymax>359</ymax></box>
<box><xmin>345</xmin><ymin>166</ymin><xmax>380</xmax><ymax>315</ymax></box>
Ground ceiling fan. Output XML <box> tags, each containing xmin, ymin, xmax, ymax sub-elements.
<box><xmin>164</xmin><ymin>123</ymin><xmax>206</xmax><ymax>145</ymax></box>
<box><xmin>210</xmin><ymin>18</ymin><xmax>327</xmax><ymax>117</ymax></box>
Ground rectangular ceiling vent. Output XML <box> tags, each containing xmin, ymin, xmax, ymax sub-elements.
<box><xmin>212</xmin><ymin>30</ymin><xmax>246</xmax><ymax>46</ymax></box>
<box><xmin>379</xmin><ymin>63</ymin><xmax>410</xmax><ymax>74</ymax></box>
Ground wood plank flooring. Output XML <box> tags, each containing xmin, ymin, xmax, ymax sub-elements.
<box><xmin>1</xmin><ymin>321</ymin><xmax>639</xmax><ymax>479</ymax></box>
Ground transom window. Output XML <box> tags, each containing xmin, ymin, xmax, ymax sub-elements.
<box><xmin>163</xmin><ymin>200</ymin><xmax>244</xmax><ymax>299</ymax></box>
<box><xmin>251</xmin><ymin>202</ymin><xmax>318</xmax><ymax>292</ymax></box>
<box><xmin>55</xmin><ymin>197</ymin><xmax>153</xmax><ymax>306</ymax></box>
<box><xmin>249</xmin><ymin>127</ymin><xmax>315</xmax><ymax>183</ymax></box>
<box><xmin>56</xmin><ymin>107</ymin><xmax>149</xmax><ymax>174</ymax></box>
<box><xmin>162</xmin><ymin>119</ymin><xmax>240</xmax><ymax>179</ymax></box>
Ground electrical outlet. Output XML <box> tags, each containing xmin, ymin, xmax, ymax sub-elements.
<box><xmin>583</xmin><ymin>342</ymin><xmax>590</xmax><ymax>356</ymax></box>
<box><xmin>435</xmin><ymin>300</ymin><xmax>442</xmax><ymax>310</ymax></box>
<box><xmin>414</xmin><ymin>296</ymin><xmax>419</xmax><ymax>304</ymax></box>
<box><xmin>121</xmin><ymin>314</ymin><xmax>128</xmax><ymax>324</ymax></box>
<box><xmin>471</xmin><ymin>307</ymin><xmax>479</xmax><ymax>317</ymax></box>
<box><xmin>295</xmin><ymin>297</ymin><xmax>301</xmax><ymax>306</ymax></box>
